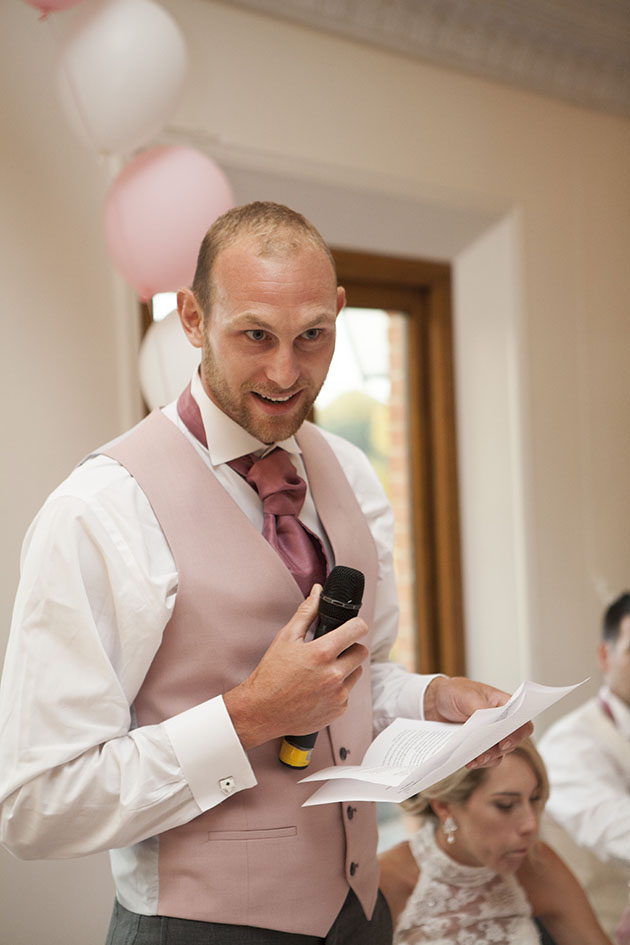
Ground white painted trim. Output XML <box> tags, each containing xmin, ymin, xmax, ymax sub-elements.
<box><xmin>453</xmin><ymin>213</ymin><xmax>533</xmax><ymax>689</ymax></box>
<box><xmin>161</xmin><ymin>123</ymin><xmax>506</xmax><ymax>221</ymax></box>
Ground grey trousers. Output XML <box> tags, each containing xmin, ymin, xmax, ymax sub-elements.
<box><xmin>105</xmin><ymin>889</ymin><xmax>393</xmax><ymax>945</ymax></box>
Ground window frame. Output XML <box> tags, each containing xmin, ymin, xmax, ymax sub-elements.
<box><xmin>331</xmin><ymin>248</ymin><xmax>465</xmax><ymax>677</ymax></box>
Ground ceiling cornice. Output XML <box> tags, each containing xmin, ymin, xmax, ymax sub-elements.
<box><xmin>227</xmin><ymin>0</ymin><xmax>630</xmax><ymax>119</ymax></box>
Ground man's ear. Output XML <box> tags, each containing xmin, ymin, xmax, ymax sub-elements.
<box><xmin>336</xmin><ymin>285</ymin><xmax>346</xmax><ymax>316</ymax></box>
<box><xmin>177</xmin><ymin>287</ymin><xmax>205</xmax><ymax>348</ymax></box>
<box><xmin>597</xmin><ymin>640</ymin><xmax>610</xmax><ymax>676</ymax></box>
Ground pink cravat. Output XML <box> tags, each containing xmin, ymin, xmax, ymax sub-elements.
<box><xmin>177</xmin><ymin>383</ymin><xmax>328</xmax><ymax>596</ymax></box>
<box><xmin>229</xmin><ymin>450</ymin><xmax>327</xmax><ymax>597</ymax></box>
<box><xmin>599</xmin><ymin>694</ymin><xmax>616</xmax><ymax>724</ymax></box>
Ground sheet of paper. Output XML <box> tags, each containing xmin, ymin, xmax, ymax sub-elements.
<box><xmin>301</xmin><ymin>719</ymin><xmax>459</xmax><ymax>787</ymax></box>
<box><xmin>363</xmin><ymin>719</ymin><xmax>459</xmax><ymax>768</ymax></box>
<box><xmin>301</xmin><ymin>678</ymin><xmax>587</xmax><ymax>806</ymax></box>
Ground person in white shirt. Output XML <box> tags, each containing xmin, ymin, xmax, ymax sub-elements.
<box><xmin>0</xmin><ymin>201</ymin><xmax>533</xmax><ymax>945</ymax></box>
<box><xmin>538</xmin><ymin>591</ymin><xmax>630</xmax><ymax>942</ymax></box>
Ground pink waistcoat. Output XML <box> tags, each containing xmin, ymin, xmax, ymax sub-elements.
<box><xmin>103</xmin><ymin>410</ymin><xmax>381</xmax><ymax>936</ymax></box>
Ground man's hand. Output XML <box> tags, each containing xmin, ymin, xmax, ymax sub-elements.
<box><xmin>423</xmin><ymin>675</ymin><xmax>534</xmax><ymax>768</ymax></box>
<box><xmin>224</xmin><ymin>584</ymin><xmax>369</xmax><ymax>752</ymax></box>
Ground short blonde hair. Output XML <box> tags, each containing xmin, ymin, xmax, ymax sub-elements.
<box><xmin>402</xmin><ymin>738</ymin><xmax>550</xmax><ymax>820</ymax></box>
<box><xmin>191</xmin><ymin>201</ymin><xmax>336</xmax><ymax>316</ymax></box>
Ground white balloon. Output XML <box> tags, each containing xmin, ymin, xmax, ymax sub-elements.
<box><xmin>56</xmin><ymin>0</ymin><xmax>188</xmax><ymax>154</ymax></box>
<box><xmin>138</xmin><ymin>310</ymin><xmax>200</xmax><ymax>410</ymax></box>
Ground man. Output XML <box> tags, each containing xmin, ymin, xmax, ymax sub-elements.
<box><xmin>0</xmin><ymin>202</ymin><xmax>531</xmax><ymax>944</ymax></box>
<box><xmin>538</xmin><ymin>591</ymin><xmax>630</xmax><ymax>940</ymax></box>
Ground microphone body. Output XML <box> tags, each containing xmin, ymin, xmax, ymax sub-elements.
<box><xmin>279</xmin><ymin>566</ymin><xmax>365</xmax><ymax>769</ymax></box>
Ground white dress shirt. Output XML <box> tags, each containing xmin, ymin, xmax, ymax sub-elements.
<box><xmin>538</xmin><ymin>685</ymin><xmax>630</xmax><ymax>867</ymax></box>
<box><xmin>0</xmin><ymin>372</ymin><xmax>433</xmax><ymax>906</ymax></box>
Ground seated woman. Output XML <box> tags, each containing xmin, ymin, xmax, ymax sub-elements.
<box><xmin>379</xmin><ymin>738</ymin><xmax>611</xmax><ymax>945</ymax></box>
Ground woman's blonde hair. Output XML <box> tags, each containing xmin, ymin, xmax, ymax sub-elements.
<box><xmin>402</xmin><ymin>737</ymin><xmax>550</xmax><ymax>820</ymax></box>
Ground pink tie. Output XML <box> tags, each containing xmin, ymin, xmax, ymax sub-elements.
<box><xmin>177</xmin><ymin>383</ymin><xmax>328</xmax><ymax>596</ymax></box>
<box><xmin>598</xmin><ymin>695</ymin><xmax>616</xmax><ymax>724</ymax></box>
<box><xmin>229</xmin><ymin>449</ymin><xmax>328</xmax><ymax>597</ymax></box>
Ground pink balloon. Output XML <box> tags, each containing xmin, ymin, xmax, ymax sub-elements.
<box><xmin>104</xmin><ymin>146</ymin><xmax>234</xmax><ymax>301</ymax></box>
<box><xmin>23</xmin><ymin>0</ymin><xmax>84</xmax><ymax>14</ymax></box>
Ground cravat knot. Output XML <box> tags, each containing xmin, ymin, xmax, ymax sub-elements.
<box><xmin>228</xmin><ymin>448</ymin><xmax>327</xmax><ymax>596</ymax></box>
<box><xmin>231</xmin><ymin>449</ymin><xmax>307</xmax><ymax>518</ymax></box>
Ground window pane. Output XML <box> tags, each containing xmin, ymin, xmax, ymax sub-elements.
<box><xmin>314</xmin><ymin>308</ymin><xmax>416</xmax><ymax>672</ymax></box>
<box><xmin>152</xmin><ymin>292</ymin><xmax>177</xmax><ymax>322</ymax></box>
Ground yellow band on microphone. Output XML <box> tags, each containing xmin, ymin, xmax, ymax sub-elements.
<box><xmin>279</xmin><ymin>740</ymin><xmax>313</xmax><ymax>768</ymax></box>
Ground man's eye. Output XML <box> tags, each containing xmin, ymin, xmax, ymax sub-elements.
<box><xmin>301</xmin><ymin>328</ymin><xmax>321</xmax><ymax>340</ymax></box>
<box><xmin>245</xmin><ymin>330</ymin><xmax>268</xmax><ymax>341</ymax></box>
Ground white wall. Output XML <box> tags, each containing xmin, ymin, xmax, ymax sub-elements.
<box><xmin>453</xmin><ymin>213</ymin><xmax>533</xmax><ymax>692</ymax></box>
<box><xmin>2</xmin><ymin>1</ymin><xmax>629</xmax><ymax>942</ymax></box>
<box><xmin>1</xmin><ymin>7</ymin><xmax>128</xmax><ymax>944</ymax></box>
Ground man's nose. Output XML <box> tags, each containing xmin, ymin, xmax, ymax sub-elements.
<box><xmin>265</xmin><ymin>346</ymin><xmax>300</xmax><ymax>389</ymax></box>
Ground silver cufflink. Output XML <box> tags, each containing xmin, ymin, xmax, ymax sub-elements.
<box><xmin>219</xmin><ymin>776</ymin><xmax>236</xmax><ymax>796</ymax></box>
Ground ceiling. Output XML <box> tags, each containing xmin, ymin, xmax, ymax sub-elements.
<box><xmin>228</xmin><ymin>0</ymin><xmax>630</xmax><ymax>118</ymax></box>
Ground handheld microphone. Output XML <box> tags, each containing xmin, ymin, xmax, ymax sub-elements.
<box><xmin>278</xmin><ymin>565</ymin><xmax>365</xmax><ymax>769</ymax></box>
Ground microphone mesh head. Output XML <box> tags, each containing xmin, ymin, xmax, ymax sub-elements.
<box><xmin>322</xmin><ymin>566</ymin><xmax>364</xmax><ymax>606</ymax></box>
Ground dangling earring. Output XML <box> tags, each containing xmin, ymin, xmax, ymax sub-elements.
<box><xmin>443</xmin><ymin>815</ymin><xmax>457</xmax><ymax>844</ymax></box>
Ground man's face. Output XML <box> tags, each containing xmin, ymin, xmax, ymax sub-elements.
<box><xmin>599</xmin><ymin>615</ymin><xmax>630</xmax><ymax>706</ymax></box>
<box><xmin>197</xmin><ymin>238</ymin><xmax>344</xmax><ymax>444</ymax></box>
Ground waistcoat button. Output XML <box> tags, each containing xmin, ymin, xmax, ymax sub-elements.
<box><xmin>346</xmin><ymin>805</ymin><xmax>356</xmax><ymax>819</ymax></box>
<box><xmin>339</xmin><ymin>747</ymin><xmax>348</xmax><ymax>760</ymax></box>
<box><xmin>350</xmin><ymin>861</ymin><xmax>358</xmax><ymax>876</ymax></box>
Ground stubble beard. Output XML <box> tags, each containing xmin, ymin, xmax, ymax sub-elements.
<box><xmin>201</xmin><ymin>348</ymin><xmax>318</xmax><ymax>444</ymax></box>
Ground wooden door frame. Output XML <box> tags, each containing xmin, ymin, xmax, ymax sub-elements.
<box><xmin>331</xmin><ymin>248</ymin><xmax>466</xmax><ymax>677</ymax></box>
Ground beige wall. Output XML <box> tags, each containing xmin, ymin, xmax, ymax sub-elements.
<box><xmin>2</xmin><ymin>1</ymin><xmax>629</xmax><ymax>941</ymax></box>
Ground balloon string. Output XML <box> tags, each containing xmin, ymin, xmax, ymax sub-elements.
<box><xmin>44</xmin><ymin>11</ymin><xmax>107</xmax><ymax>163</ymax></box>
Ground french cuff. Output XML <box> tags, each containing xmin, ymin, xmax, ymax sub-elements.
<box><xmin>398</xmin><ymin>673</ymin><xmax>448</xmax><ymax>721</ymax></box>
<box><xmin>163</xmin><ymin>696</ymin><xmax>257</xmax><ymax>811</ymax></box>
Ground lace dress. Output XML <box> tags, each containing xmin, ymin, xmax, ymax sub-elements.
<box><xmin>393</xmin><ymin>820</ymin><xmax>541</xmax><ymax>945</ymax></box>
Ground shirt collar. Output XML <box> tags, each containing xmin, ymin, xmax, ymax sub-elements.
<box><xmin>190</xmin><ymin>369</ymin><xmax>301</xmax><ymax>465</ymax></box>
<box><xmin>600</xmin><ymin>685</ymin><xmax>630</xmax><ymax>739</ymax></box>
